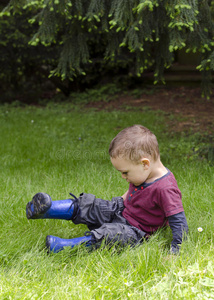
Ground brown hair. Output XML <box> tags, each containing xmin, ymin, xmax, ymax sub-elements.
<box><xmin>109</xmin><ymin>125</ymin><xmax>160</xmax><ymax>163</ymax></box>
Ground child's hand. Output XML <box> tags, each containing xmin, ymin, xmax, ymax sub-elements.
<box><xmin>121</xmin><ymin>190</ymin><xmax>128</xmax><ymax>200</ymax></box>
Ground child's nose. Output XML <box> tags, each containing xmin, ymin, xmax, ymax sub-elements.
<box><xmin>121</xmin><ymin>174</ymin><xmax>126</xmax><ymax>179</ymax></box>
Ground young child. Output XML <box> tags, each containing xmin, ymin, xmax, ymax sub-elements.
<box><xmin>26</xmin><ymin>125</ymin><xmax>188</xmax><ymax>254</ymax></box>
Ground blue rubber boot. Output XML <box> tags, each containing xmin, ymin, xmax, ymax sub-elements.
<box><xmin>46</xmin><ymin>235</ymin><xmax>93</xmax><ymax>253</ymax></box>
<box><xmin>26</xmin><ymin>192</ymin><xmax>79</xmax><ymax>220</ymax></box>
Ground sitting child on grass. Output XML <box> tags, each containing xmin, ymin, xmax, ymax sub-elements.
<box><xmin>26</xmin><ymin>125</ymin><xmax>188</xmax><ymax>254</ymax></box>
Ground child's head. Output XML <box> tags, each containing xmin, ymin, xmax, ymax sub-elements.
<box><xmin>109</xmin><ymin>125</ymin><xmax>160</xmax><ymax>163</ymax></box>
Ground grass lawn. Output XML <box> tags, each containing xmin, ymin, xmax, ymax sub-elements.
<box><xmin>0</xmin><ymin>101</ymin><xmax>213</xmax><ymax>299</ymax></box>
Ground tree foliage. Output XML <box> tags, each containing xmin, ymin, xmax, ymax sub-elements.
<box><xmin>0</xmin><ymin>2</ymin><xmax>62</xmax><ymax>101</ymax></box>
<box><xmin>2</xmin><ymin>0</ymin><xmax>214</xmax><ymax>98</ymax></box>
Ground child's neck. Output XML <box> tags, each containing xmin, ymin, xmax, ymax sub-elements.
<box><xmin>145</xmin><ymin>159</ymin><xmax>168</xmax><ymax>183</ymax></box>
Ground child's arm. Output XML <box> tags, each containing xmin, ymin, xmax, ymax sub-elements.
<box><xmin>168</xmin><ymin>211</ymin><xmax>188</xmax><ymax>254</ymax></box>
<box><xmin>121</xmin><ymin>190</ymin><xmax>128</xmax><ymax>200</ymax></box>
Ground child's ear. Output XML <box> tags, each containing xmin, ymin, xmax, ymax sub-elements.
<box><xmin>141</xmin><ymin>158</ymin><xmax>150</xmax><ymax>169</ymax></box>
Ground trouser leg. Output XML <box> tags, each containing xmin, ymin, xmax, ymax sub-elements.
<box><xmin>91</xmin><ymin>223</ymin><xmax>147</xmax><ymax>247</ymax></box>
<box><xmin>72</xmin><ymin>193</ymin><xmax>125</xmax><ymax>230</ymax></box>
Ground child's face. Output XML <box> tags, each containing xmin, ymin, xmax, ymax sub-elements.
<box><xmin>111</xmin><ymin>156</ymin><xmax>150</xmax><ymax>186</ymax></box>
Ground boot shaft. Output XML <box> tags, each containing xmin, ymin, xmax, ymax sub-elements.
<box><xmin>43</xmin><ymin>199</ymin><xmax>74</xmax><ymax>220</ymax></box>
<box><xmin>26</xmin><ymin>192</ymin><xmax>79</xmax><ymax>220</ymax></box>
<box><xmin>46</xmin><ymin>235</ymin><xmax>92</xmax><ymax>253</ymax></box>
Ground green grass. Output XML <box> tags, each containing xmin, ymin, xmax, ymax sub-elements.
<box><xmin>0</xmin><ymin>102</ymin><xmax>213</xmax><ymax>299</ymax></box>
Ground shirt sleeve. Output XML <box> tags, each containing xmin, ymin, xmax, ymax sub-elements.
<box><xmin>168</xmin><ymin>211</ymin><xmax>188</xmax><ymax>254</ymax></box>
<box><xmin>159</xmin><ymin>186</ymin><xmax>184</xmax><ymax>217</ymax></box>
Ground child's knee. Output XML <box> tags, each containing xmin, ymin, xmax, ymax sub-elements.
<box><xmin>91</xmin><ymin>223</ymin><xmax>139</xmax><ymax>246</ymax></box>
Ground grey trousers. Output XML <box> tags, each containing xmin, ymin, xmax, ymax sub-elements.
<box><xmin>72</xmin><ymin>193</ymin><xmax>146</xmax><ymax>247</ymax></box>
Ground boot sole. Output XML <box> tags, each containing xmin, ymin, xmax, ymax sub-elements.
<box><xmin>26</xmin><ymin>192</ymin><xmax>52</xmax><ymax>219</ymax></box>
